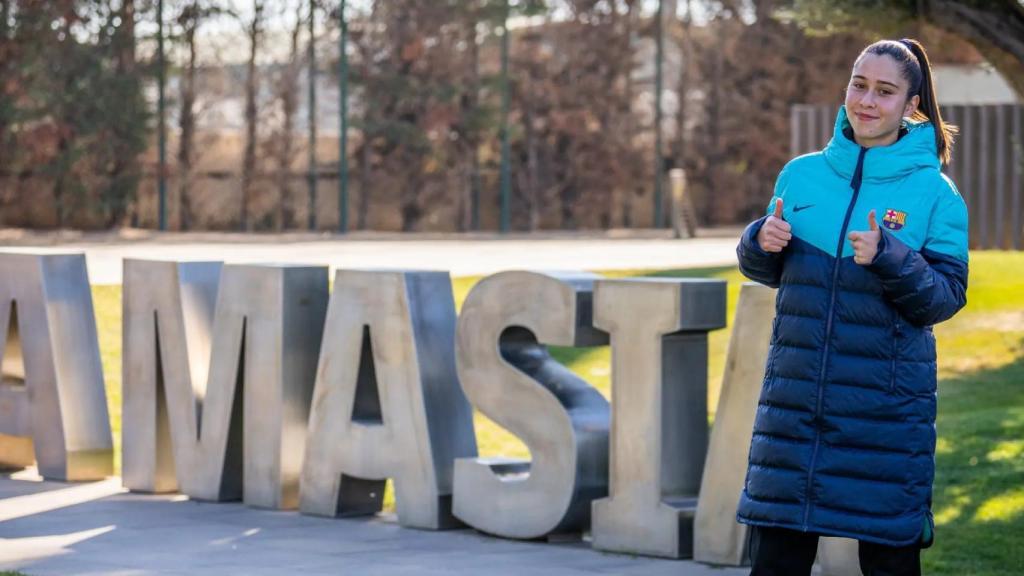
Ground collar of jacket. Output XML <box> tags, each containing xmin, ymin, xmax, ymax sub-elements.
<box><xmin>822</xmin><ymin>105</ymin><xmax>940</xmax><ymax>183</ymax></box>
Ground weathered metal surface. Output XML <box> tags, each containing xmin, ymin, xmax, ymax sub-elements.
<box><xmin>122</xmin><ymin>260</ymin><xmax>328</xmax><ymax>509</ymax></box>
<box><xmin>591</xmin><ymin>277</ymin><xmax>726</xmax><ymax>559</ymax></box>
<box><xmin>818</xmin><ymin>538</ymin><xmax>861</xmax><ymax>576</ymax></box>
<box><xmin>0</xmin><ymin>253</ymin><xmax>113</xmax><ymax>481</ymax></box>
<box><xmin>299</xmin><ymin>270</ymin><xmax>476</xmax><ymax>530</ymax></box>
<box><xmin>452</xmin><ymin>271</ymin><xmax>609</xmax><ymax>540</ymax></box>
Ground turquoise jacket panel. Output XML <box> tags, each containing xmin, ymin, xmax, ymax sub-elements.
<box><xmin>767</xmin><ymin>106</ymin><xmax>968</xmax><ymax>263</ymax></box>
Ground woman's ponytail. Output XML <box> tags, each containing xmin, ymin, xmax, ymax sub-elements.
<box><xmin>900</xmin><ymin>38</ymin><xmax>957</xmax><ymax>166</ymax></box>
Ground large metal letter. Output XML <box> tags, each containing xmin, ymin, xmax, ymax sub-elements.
<box><xmin>452</xmin><ymin>271</ymin><xmax>609</xmax><ymax>540</ymax></box>
<box><xmin>0</xmin><ymin>253</ymin><xmax>113</xmax><ymax>481</ymax></box>
<box><xmin>122</xmin><ymin>261</ymin><xmax>328</xmax><ymax>509</ymax></box>
<box><xmin>817</xmin><ymin>538</ymin><xmax>860</xmax><ymax>576</ymax></box>
<box><xmin>300</xmin><ymin>270</ymin><xmax>476</xmax><ymax>530</ymax></box>
<box><xmin>693</xmin><ymin>282</ymin><xmax>774</xmax><ymax>564</ymax></box>
<box><xmin>122</xmin><ymin>260</ymin><xmax>219</xmax><ymax>494</ymax></box>
<box><xmin>591</xmin><ymin>278</ymin><xmax>726</xmax><ymax>558</ymax></box>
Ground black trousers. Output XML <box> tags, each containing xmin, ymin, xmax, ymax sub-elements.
<box><xmin>748</xmin><ymin>525</ymin><xmax>921</xmax><ymax>576</ymax></box>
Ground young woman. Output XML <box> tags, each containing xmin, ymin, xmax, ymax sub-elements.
<box><xmin>734</xmin><ymin>38</ymin><xmax>969</xmax><ymax>576</ymax></box>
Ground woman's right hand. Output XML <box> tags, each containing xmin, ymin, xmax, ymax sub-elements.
<box><xmin>757</xmin><ymin>198</ymin><xmax>792</xmax><ymax>253</ymax></box>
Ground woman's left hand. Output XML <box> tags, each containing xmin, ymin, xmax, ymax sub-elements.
<box><xmin>848</xmin><ymin>210</ymin><xmax>882</xmax><ymax>265</ymax></box>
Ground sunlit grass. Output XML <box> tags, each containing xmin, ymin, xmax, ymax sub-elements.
<box><xmin>920</xmin><ymin>251</ymin><xmax>1024</xmax><ymax>575</ymax></box>
<box><xmin>92</xmin><ymin>285</ymin><xmax>122</xmax><ymax>475</ymax></box>
<box><xmin>985</xmin><ymin>439</ymin><xmax>1023</xmax><ymax>463</ymax></box>
<box><xmin>953</xmin><ymin>252</ymin><xmax>1024</xmax><ymax>314</ymax></box>
<box><xmin>86</xmin><ymin>250</ymin><xmax>1024</xmax><ymax>575</ymax></box>
<box><xmin>972</xmin><ymin>488</ymin><xmax>1024</xmax><ymax>524</ymax></box>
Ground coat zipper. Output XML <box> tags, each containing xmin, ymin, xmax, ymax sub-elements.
<box><xmin>802</xmin><ymin>145</ymin><xmax>868</xmax><ymax>530</ymax></box>
<box><xmin>890</xmin><ymin>314</ymin><xmax>901</xmax><ymax>393</ymax></box>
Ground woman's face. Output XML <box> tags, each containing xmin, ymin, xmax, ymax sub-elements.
<box><xmin>844</xmin><ymin>53</ymin><xmax>920</xmax><ymax>148</ymax></box>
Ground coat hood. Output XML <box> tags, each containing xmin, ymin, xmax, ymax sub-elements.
<box><xmin>823</xmin><ymin>105</ymin><xmax>940</xmax><ymax>183</ymax></box>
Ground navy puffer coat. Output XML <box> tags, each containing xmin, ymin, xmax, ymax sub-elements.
<box><xmin>735</xmin><ymin>106</ymin><xmax>969</xmax><ymax>547</ymax></box>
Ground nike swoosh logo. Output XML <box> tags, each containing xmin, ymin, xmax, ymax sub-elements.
<box><xmin>793</xmin><ymin>204</ymin><xmax>814</xmax><ymax>213</ymax></box>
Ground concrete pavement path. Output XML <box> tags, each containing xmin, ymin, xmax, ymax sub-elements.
<box><xmin>0</xmin><ymin>474</ymin><xmax>749</xmax><ymax>576</ymax></box>
<box><xmin>0</xmin><ymin>230</ymin><xmax>742</xmax><ymax>284</ymax></box>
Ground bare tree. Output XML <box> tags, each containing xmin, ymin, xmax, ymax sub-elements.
<box><xmin>0</xmin><ymin>0</ymin><xmax>11</xmax><ymax>178</ymax></box>
<box><xmin>176</xmin><ymin>1</ymin><xmax>204</xmax><ymax>230</ymax></box>
<box><xmin>457</xmin><ymin>0</ymin><xmax>481</xmax><ymax>232</ymax></box>
<box><xmin>351</xmin><ymin>19</ymin><xmax>374</xmax><ymax>231</ymax></box>
<box><xmin>270</xmin><ymin>0</ymin><xmax>305</xmax><ymax>231</ymax></box>
<box><xmin>240</xmin><ymin>0</ymin><xmax>264</xmax><ymax>231</ymax></box>
<box><xmin>671</xmin><ymin>0</ymin><xmax>693</xmax><ymax>182</ymax></box>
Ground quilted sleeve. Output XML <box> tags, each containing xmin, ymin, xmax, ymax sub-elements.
<box><xmin>866</xmin><ymin>176</ymin><xmax>969</xmax><ymax>327</ymax></box>
<box><xmin>736</xmin><ymin>168</ymin><xmax>790</xmax><ymax>288</ymax></box>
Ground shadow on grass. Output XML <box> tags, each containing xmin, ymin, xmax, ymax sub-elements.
<box><xmin>925</xmin><ymin>349</ymin><xmax>1024</xmax><ymax>576</ymax></box>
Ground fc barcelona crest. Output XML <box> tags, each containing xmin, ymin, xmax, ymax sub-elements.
<box><xmin>883</xmin><ymin>209</ymin><xmax>907</xmax><ymax>231</ymax></box>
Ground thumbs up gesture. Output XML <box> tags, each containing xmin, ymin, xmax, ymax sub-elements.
<box><xmin>757</xmin><ymin>198</ymin><xmax>792</xmax><ymax>253</ymax></box>
<box><xmin>848</xmin><ymin>210</ymin><xmax>882</xmax><ymax>265</ymax></box>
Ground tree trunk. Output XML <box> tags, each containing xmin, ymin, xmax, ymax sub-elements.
<box><xmin>0</xmin><ymin>0</ymin><xmax>14</xmax><ymax>183</ymax></box>
<box><xmin>400</xmin><ymin>160</ymin><xmax>422</xmax><ymax>232</ymax></box>
<box><xmin>703</xmin><ymin>19</ymin><xmax>724</xmax><ymax>224</ymax></box>
<box><xmin>525</xmin><ymin>108</ymin><xmax>540</xmax><ymax>231</ymax></box>
<box><xmin>306</xmin><ymin>0</ymin><xmax>317</xmax><ymax>230</ymax></box>
<box><xmin>178</xmin><ymin>5</ymin><xmax>198</xmax><ymax>231</ymax></box>
<box><xmin>393</xmin><ymin>11</ymin><xmax>422</xmax><ymax>233</ymax></box>
<box><xmin>54</xmin><ymin>135</ymin><xmax>69</xmax><ymax>228</ymax></box>
<box><xmin>53</xmin><ymin>15</ymin><xmax>75</xmax><ymax>228</ymax></box>
<box><xmin>558</xmin><ymin>137</ymin><xmax>576</xmax><ymax>229</ymax></box>
<box><xmin>357</xmin><ymin>119</ymin><xmax>371</xmax><ymax>230</ymax></box>
<box><xmin>241</xmin><ymin>1</ymin><xmax>263</xmax><ymax>231</ymax></box>
<box><xmin>460</xmin><ymin>3</ymin><xmax>480</xmax><ymax>232</ymax></box>
<box><xmin>356</xmin><ymin>37</ymin><xmax>372</xmax><ymax>231</ymax></box>
<box><xmin>673</xmin><ymin>0</ymin><xmax>691</xmax><ymax>177</ymax></box>
<box><xmin>276</xmin><ymin>0</ymin><xmax>303</xmax><ymax>232</ymax></box>
<box><xmin>0</xmin><ymin>0</ymin><xmax>8</xmax><ymax>39</ymax></box>
<box><xmin>106</xmin><ymin>0</ymin><xmax>138</xmax><ymax>227</ymax></box>
<box><xmin>621</xmin><ymin>0</ymin><xmax>638</xmax><ymax>228</ymax></box>
<box><xmin>604</xmin><ymin>2</ymin><xmax>625</xmax><ymax>229</ymax></box>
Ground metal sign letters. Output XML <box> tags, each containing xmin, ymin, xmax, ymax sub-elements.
<box><xmin>0</xmin><ymin>254</ymin><xmax>857</xmax><ymax>571</ymax></box>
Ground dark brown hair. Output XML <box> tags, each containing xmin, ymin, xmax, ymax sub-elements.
<box><xmin>858</xmin><ymin>38</ymin><xmax>957</xmax><ymax>165</ymax></box>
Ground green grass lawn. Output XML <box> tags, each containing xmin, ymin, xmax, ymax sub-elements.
<box><xmin>89</xmin><ymin>251</ymin><xmax>1024</xmax><ymax>575</ymax></box>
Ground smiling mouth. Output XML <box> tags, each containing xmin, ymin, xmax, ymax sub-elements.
<box><xmin>855</xmin><ymin>112</ymin><xmax>879</xmax><ymax>121</ymax></box>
